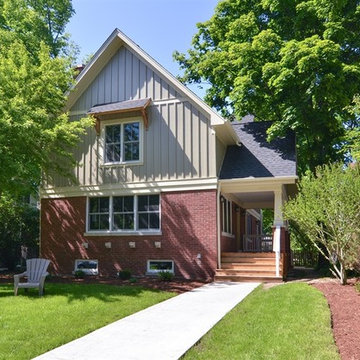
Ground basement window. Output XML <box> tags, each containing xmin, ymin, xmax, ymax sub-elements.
<box><xmin>147</xmin><ymin>260</ymin><xmax>174</xmax><ymax>274</ymax></box>
<box><xmin>74</xmin><ymin>259</ymin><xmax>98</xmax><ymax>275</ymax></box>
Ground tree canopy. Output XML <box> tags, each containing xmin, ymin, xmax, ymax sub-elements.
<box><xmin>284</xmin><ymin>163</ymin><xmax>360</xmax><ymax>284</ymax></box>
<box><xmin>0</xmin><ymin>0</ymin><xmax>92</xmax><ymax>196</ymax></box>
<box><xmin>0</xmin><ymin>0</ymin><xmax>75</xmax><ymax>57</ymax></box>
<box><xmin>174</xmin><ymin>0</ymin><xmax>360</xmax><ymax>172</ymax></box>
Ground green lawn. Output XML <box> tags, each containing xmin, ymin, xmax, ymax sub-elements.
<box><xmin>0</xmin><ymin>283</ymin><xmax>174</xmax><ymax>360</ymax></box>
<box><xmin>185</xmin><ymin>283</ymin><xmax>339</xmax><ymax>360</ymax></box>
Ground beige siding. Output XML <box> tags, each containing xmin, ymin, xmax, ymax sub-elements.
<box><xmin>72</xmin><ymin>46</ymin><xmax>177</xmax><ymax>113</ymax></box>
<box><xmin>49</xmin><ymin>45</ymin><xmax>219</xmax><ymax>188</ymax></box>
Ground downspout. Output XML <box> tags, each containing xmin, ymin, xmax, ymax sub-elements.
<box><xmin>217</xmin><ymin>182</ymin><xmax>222</xmax><ymax>269</ymax></box>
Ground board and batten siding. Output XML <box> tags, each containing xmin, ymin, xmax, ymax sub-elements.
<box><xmin>48</xmin><ymin>45</ymin><xmax>217</xmax><ymax>188</ymax></box>
<box><xmin>72</xmin><ymin>45</ymin><xmax>178</xmax><ymax>113</ymax></box>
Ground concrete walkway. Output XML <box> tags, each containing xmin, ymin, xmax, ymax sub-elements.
<box><xmin>34</xmin><ymin>281</ymin><xmax>259</xmax><ymax>360</ymax></box>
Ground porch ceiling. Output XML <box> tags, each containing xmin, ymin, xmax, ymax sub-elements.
<box><xmin>232</xmin><ymin>191</ymin><xmax>274</xmax><ymax>209</ymax></box>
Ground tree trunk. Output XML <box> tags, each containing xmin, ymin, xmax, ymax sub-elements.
<box><xmin>340</xmin><ymin>263</ymin><xmax>347</xmax><ymax>285</ymax></box>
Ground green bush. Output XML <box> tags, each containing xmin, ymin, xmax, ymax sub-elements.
<box><xmin>117</xmin><ymin>269</ymin><xmax>131</xmax><ymax>280</ymax></box>
<box><xmin>74</xmin><ymin>270</ymin><xmax>85</xmax><ymax>279</ymax></box>
<box><xmin>158</xmin><ymin>271</ymin><xmax>174</xmax><ymax>282</ymax></box>
<box><xmin>129</xmin><ymin>277</ymin><xmax>137</xmax><ymax>283</ymax></box>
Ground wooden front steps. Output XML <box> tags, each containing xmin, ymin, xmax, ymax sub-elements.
<box><xmin>215</xmin><ymin>252</ymin><xmax>283</xmax><ymax>283</ymax></box>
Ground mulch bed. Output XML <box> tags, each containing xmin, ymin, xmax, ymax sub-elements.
<box><xmin>312</xmin><ymin>279</ymin><xmax>360</xmax><ymax>360</ymax></box>
<box><xmin>0</xmin><ymin>272</ymin><xmax>207</xmax><ymax>294</ymax></box>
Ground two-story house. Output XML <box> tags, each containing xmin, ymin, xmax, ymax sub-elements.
<box><xmin>40</xmin><ymin>29</ymin><xmax>297</xmax><ymax>281</ymax></box>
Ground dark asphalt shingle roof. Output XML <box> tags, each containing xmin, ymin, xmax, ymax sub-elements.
<box><xmin>88</xmin><ymin>98</ymin><xmax>151</xmax><ymax>115</ymax></box>
<box><xmin>219</xmin><ymin>121</ymin><xmax>296</xmax><ymax>179</ymax></box>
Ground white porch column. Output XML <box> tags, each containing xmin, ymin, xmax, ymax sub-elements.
<box><xmin>273</xmin><ymin>187</ymin><xmax>285</xmax><ymax>277</ymax></box>
<box><xmin>273</xmin><ymin>226</ymin><xmax>281</xmax><ymax>277</ymax></box>
<box><xmin>273</xmin><ymin>188</ymin><xmax>284</xmax><ymax>227</ymax></box>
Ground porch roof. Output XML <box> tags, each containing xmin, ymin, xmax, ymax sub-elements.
<box><xmin>219</xmin><ymin>121</ymin><xmax>296</xmax><ymax>179</ymax></box>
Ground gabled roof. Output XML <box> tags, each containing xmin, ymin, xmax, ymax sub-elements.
<box><xmin>220</xmin><ymin>121</ymin><xmax>297</xmax><ymax>179</ymax></box>
<box><xmin>67</xmin><ymin>29</ymin><xmax>239</xmax><ymax>144</ymax></box>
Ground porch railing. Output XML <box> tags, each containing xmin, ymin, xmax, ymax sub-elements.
<box><xmin>291</xmin><ymin>250</ymin><xmax>318</xmax><ymax>268</ymax></box>
<box><xmin>243</xmin><ymin>234</ymin><xmax>273</xmax><ymax>252</ymax></box>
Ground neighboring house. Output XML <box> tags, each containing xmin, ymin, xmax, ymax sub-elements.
<box><xmin>40</xmin><ymin>29</ymin><xmax>297</xmax><ymax>281</ymax></box>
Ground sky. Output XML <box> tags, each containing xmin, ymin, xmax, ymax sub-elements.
<box><xmin>66</xmin><ymin>0</ymin><xmax>220</xmax><ymax>98</ymax></box>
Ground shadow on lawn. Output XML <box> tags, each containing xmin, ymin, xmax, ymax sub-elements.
<box><xmin>0</xmin><ymin>282</ymin><xmax>163</xmax><ymax>303</ymax></box>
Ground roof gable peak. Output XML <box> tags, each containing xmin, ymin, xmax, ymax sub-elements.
<box><xmin>67</xmin><ymin>28</ymin><xmax>226</xmax><ymax>127</ymax></box>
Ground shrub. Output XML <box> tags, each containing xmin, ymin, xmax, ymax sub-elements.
<box><xmin>117</xmin><ymin>269</ymin><xmax>131</xmax><ymax>280</ymax></box>
<box><xmin>158</xmin><ymin>271</ymin><xmax>174</xmax><ymax>282</ymax></box>
<box><xmin>284</xmin><ymin>163</ymin><xmax>360</xmax><ymax>285</ymax></box>
<box><xmin>129</xmin><ymin>277</ymin><xmax>137</xmax><ymax>283</ymax></box>
<box><xmin>74</xmin><ymin>270</ymin><xmax>85</xmax><ymax>279</ymax></box>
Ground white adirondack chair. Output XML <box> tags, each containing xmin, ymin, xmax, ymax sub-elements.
<box><xmin>14</xmin><ymin>258</ymin><xmax>50</xmax><ymax>296</ymax></box>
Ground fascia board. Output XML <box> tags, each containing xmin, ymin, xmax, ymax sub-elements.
<box><xmin>213</xmin><ymin>121</ymin><xmax>240</xmax><ymax>145</ymax></box>
<box><xmin>219</xmin><ymin>176</ymin><xmax>298</xmax><ymax>183</ymax></box>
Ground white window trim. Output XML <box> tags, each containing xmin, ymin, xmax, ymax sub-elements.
<box><xmin>146</xmin><ymin>260</ymin><xmax>174</xmax><ymax>274</ymax></box>
<box><xmin>221</xmin><ymin>196</ymin><xmax>234</xmax><ymax>237</ymax></box>
<box><xmin>99</xmin><ymin>117</ymin><xmax>144</xmax><ymax>166</ymax></box>
<box><xmin>86</xmin><ymin>194</ymin><xmax>161</xmax><ymax>234</ymax></box>
<box><xmin>74</xmin><ymin>259</ymin><xmax>98</xmax><ymax>275</ymax></box>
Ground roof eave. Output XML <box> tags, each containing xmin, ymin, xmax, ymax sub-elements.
<box><xmin>213</xmin><ymin>120</ymin><xmax>240</xmax><ymax>145</ymax></box>
<box><xmin>219</xmin><ymin>176</ymin><xmax>298</xmax><ymax>184</ymax></box>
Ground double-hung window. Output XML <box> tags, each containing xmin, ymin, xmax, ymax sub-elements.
<box><xmin>104</xmin><ymin>121</ymin><xmax>140</xmax><ymax>164</ymax></box>
<box><xmin>87</xmin><ymin>194</ymin><xmax>160</xmax><ymax>233</ymax></box>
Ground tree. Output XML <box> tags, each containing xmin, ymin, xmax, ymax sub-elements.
<box><xmin>0</xmin><ymin>1</ymin><xmax>92</xmax><ymax>197</ymax></box>
<box><xmin>284</xmin><ymin>163</ymin><xmax>360</xmax><ymax>284</ymax></box>
<box><xmin>174</xmin><ymin>0</ymin><xmax>360</xmax><ymax>172</ymax></box>
<box><xmin>344</xmin><ymin>95</ymin><xmax>360</xmax><ymax>162</ymax></box>
<box><xmin>0</xmin><ymin>0</ymin><xmax>75</xmax><ymax>57</ymax></box>
<box><xmin>0</xmin><ymin>195</ymin><xmax>39</xmax><ymax>269</ymax></box>
<box><xmin>0</xmin><ymin>0</ymin><xmax>92</xmax><ymax>266</ymax></box>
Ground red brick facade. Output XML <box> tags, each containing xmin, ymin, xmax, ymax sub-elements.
<box><xmin>41</xmin><ymin>190</ymin><xmax>218</xmax><ymax>280</ymax></box>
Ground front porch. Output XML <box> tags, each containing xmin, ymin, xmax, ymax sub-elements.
<box><xmin>216</xmin><ymin>177</ymin><xmax>295</xmax><ymax>282</ymax></box>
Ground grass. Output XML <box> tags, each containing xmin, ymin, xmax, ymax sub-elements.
<box><xmin>0</xmin><ymin>282</ymin><xmax>174</xmax><ymax>360</ymax></box>
<box><xmin>184</xmin><ymin>283</ymin><xmax>339</xmax><ymax>360</ymax></box>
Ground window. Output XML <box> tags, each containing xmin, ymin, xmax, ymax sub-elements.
<box><xmin>138</xmin><ymin>195</ymin><xmax>160</xmax><ymax>230</ymax></box>
<box><xmin>147</xmin><ymin>260</ymin><xmax>174</xmax><ymax>274</ymax></box>
<box><xmin>104</xmin><ymin>121</ymin><xmax>140</xmax><ymax>164</ymax></box>
<box><xmin>87</xmin><ymin>195</ymin><xmax>160</xmax><ymax>232</ymax></box>
<box><xmin>222</xmin><ymin>197</ymin><xmax>232</xmax><ymax>235</ymax></box>
<box><xmin>74</xmin><ymin>259</ymin><xmax>98</xmax><ymax>275</ymax></box>
<box><xmin>113</xmin><ymin>196</ymin><xmax>134</xmax><ymax>230</ymax></box>
<box><xmin>88</xmin><ymin>197</ymin><xmax>109</xmax><ymax>230</ymax></box>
